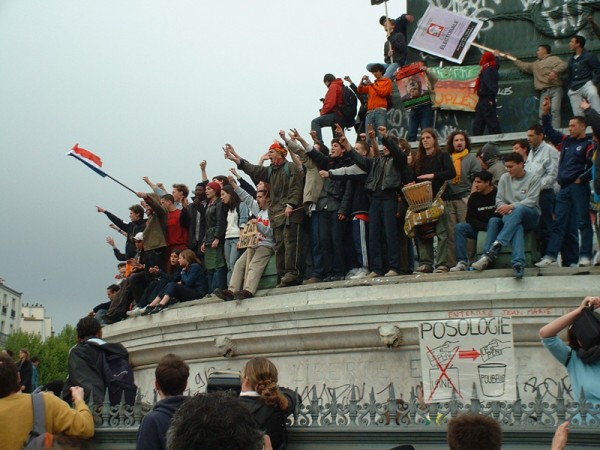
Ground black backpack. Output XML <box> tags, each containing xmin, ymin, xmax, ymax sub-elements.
<box><xmin>340</xmin><ymin>86</ymin><xmax>358</xmax><ymax>128</ymax></box>
<box><xmin>88</xmin><ymin>340</ymin><xmax>137</xmax><ymax>405</ymax></box>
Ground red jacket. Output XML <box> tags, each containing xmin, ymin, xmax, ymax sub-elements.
<box><xmin>321</xmin><ymin>78</ymin><xmax>344</xmax><ymax>115</ymax></box>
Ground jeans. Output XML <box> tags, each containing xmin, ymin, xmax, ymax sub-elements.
<box><xmin>545</xmin><ymin>183</ymin><xmax>593</xmax><ymax>262</ymax></box>
<box><xmin>164</xmin><ymin>282</ymin><xmax>207</xmax><ymax>303</ymax></box>
<box><xmin>537</xmin><ymin>188</ymin><xmax>555</xmax><ymax>255</ymax></box>
<box><xmin>539</xmin><ymin>86</ymin><xmax>563</xmax><ymax>128</ymax></box>
<box><xmin>568</xmin><ymin>80</ymin><xmax>600</xmax><ymax>116</ymax></box>
<box><xmin>367</xmin><ymin>62</ymin><xmax>400</xmax><ymax>80</ymax></box>
<box><xmin>407</xmin><ymin>103</ymin><xmax>434</xmax><ymax>141</ymax></box>
<box><xmin>207</xmin><ymin>267</ymin><xmax>227</xmax><ymax>293</ymax></box>
<box><xmin>454</xmin><ymin>223</ymin><xmax>485</xmax><ymax>264</ymax></box>
<box><xmin>311</xmin><ymin>113</ymin><xmax>338</xmax><ymax>143</ymax></box>
<box><xmin>369</xmin><ymin>196</ymin><xmax>400</xmax><ymax>274</ymax></box>
<box><xmin>309</xmin><ymin>211</ymin><xmax>325</xmax><ymax>278</ymax></box>
<box><xmin>224</xmin><ymin>238</ymin><xmax>241</xmax><ymax>284</ymax></box>
<box><xmin>319</xmin><ymin>210</ymin><xmax>348</xmax><ymax>277</ymax></box>
<box><xmin>486</xmin><ymin>205</ymin><xmax>540</xmax><ymax>267</ymax></box>
<box><xmin>365</xmin><ymin>109</ymin><xmax>387</xmax><ymax>145</ymax></box>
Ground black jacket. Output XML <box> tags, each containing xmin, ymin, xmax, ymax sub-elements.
<box><xmin>61</xmin><ymin>337</ymin><xmax>129</xmax><ymax>405</ymax></box>
<box><xmin>351</xmin><ymin>137</ymin><xmax>410</xmax><ymax>194</ymax></box>
<box><xmin>240</xmin><ymin>388</ymin><xmax>299</xmax><ymax>450</ymax></box>
<box><xmin>306</xmin><ymin>150</ymin><xmax>354</xmax><ymax>214</ymax></box>
<box><xmin>137</xmin><ymin>395</ymin><xmax>187</xmax><ymax>450</ymax></box>
<box><xmin>103</xmin><ymin>211</ymin><xmax>147</xmax><ymax>259</ymax></box>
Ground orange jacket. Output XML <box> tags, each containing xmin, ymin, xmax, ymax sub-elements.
<box><xmin>358</xmin><ymin>77</ymin><xmax>393</xmax><ymax>110</ymax></box>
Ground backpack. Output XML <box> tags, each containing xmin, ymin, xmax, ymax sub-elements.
<box><xmin>23</xmin><ymin>392</ymin><xmax>54</xmax><ymax>450</ymax></box>
<box><xmin>87</xmin><ymin>339</ymin><xmax>137</xmax><ymax>405</ymax></box>
<box><xmin>340</xmin><ymin>85</ymin><xmax>358</xmax><ymax>128</ymax></box>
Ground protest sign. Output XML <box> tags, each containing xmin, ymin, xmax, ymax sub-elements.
<box><xmin>396</xmin><ymin>62</ymin><xmax>433</xmax><ymax>110</ymax></box>
<box><xmin>419</xmin><ymin>317</ymin><xmax>516</xmax><ymax>402</ymax></box>
<box><xmin>238</xmin><ymin>222</ymin><xmax>259</xmax><ymax>249</ymax></box>
<box><xmin>408</xmin><ymin>6</ymin><xmax>483</xmax><ymax>64</ymax></box>
<box><xmin>429</xmin><ymin>65</ymin><xmax>480</xmax><ymax>112</ymax></box>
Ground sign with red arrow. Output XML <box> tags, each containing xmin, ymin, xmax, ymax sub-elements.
<box><xmin>419</xmin><ymin>317</ymin><xmax>516</xmax><ymax>402</ymax></box>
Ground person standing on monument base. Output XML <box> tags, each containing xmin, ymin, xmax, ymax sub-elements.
<box><xmin>225</xmin><ymin>142</ymin><xmax>304</xmax><ymax>288</ymax></box>
<box><xmin>511</xmin><ymin>44</ymin><xmax>568</xmax><ymax>128</ymax></box>
<box><xmin>566</xmin><ymin>35</ymin><xmax>600</xmax><ymax>116</ymax></box>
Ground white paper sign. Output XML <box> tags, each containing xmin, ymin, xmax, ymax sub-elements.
<box><xmin>419</xmin><ymin>317</ymin><xmax>516</xmax><ymax>402</ymax></box>
<box><xmin>408</xmin><ymin>6</ymin><xmax>483</xmax><ymax>64</ymax></box>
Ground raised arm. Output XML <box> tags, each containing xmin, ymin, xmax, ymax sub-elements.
<box><xmin>539</xmin><ymin>297</ymin><xmax>600</xmax><ymax>338</ymax></box>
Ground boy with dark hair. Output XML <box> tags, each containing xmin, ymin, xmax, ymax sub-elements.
<box><xmin>96</xmin><ymin>204</ymin><xmax>147</xmax><ymax>259</ymax></box>
<box><xmin>137</xmin><ymin>354</ymin><xmax>190</xmax><ymax>450</ymax></box>
<box><xmin>63</xmin><ymin>317</ymin><xmax>134</xmax><ymax>405</ymax></box>
<box><xmin>450</xmin><ymin>170</ymin><xmax>497</xmax><ymax>272</ymax></box>
<box><xmin>310</xmin><ymin>73</ymin><xmax>344</xmax><ymax>143</ymax></box>
<box><xmin>447</xmin><ymin>414</ymin><xmax>502</xmax><ymax>450</ymax></box>
<box><xmin>167</xmin><ymin>391</ymin><xmax>268</xmax><ymax>450</ymax></box>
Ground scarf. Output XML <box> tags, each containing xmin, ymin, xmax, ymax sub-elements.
<box><xmin>451</xmin><ymin>149</ymin><xmax>469</xmax><ymax>184</ymax></box>
<box><xmin>474</xmin><ymin>52</ymin><xmax>497</xmax><ymax>94</ymax></box>
<box><xmin>578</xmin><ymin>345</ymin><xmax>600</xmax><ymax>364</ymax></box>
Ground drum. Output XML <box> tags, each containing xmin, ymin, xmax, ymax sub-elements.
<box><xmin>402</xmin><ymin>181</ymin><xmax>433</xmax><ymax>212</ymax></box>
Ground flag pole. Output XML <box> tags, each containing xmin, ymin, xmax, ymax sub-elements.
<box><xmin>104</xmin><ymin>173</ymin><xmax>138</xmax><ymax>195</ymax></box>
<box><xmin>471</xmin><ymin>42</ymin><xmax>516</xmax><ymax>61</ymax></box>
<box><xmin>384</xmin><ymin>1</ymin><xmax>393</xmax><ymax>64</ymax></box>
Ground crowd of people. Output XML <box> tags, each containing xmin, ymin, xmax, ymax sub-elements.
<box><xmin>5</xmin><ymin>303</ymin><xmax>596</xmax><ymax>449</ymax></box>
<box><xmin>79</xmin><ymin>12</ymin><xmax>600</xmax><ymax>324</ymax></box>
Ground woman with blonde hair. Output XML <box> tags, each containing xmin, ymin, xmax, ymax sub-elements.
<box><xmin>239</xmin><ymin>357</ymin><xmax>299</xmax><ymax>450</ymax></box>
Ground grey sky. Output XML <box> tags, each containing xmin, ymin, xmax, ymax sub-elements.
<box><xmin>0</xmin><ymin>0</ymin><xmax>407</xmax><ymax>332</ymax></box>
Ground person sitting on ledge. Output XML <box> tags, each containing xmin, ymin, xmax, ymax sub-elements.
<box><xmin>470</xmin><ymin>152</ymin><xmax>540</xmax><ymax>279</ymax></box>
<box><xmin>143</xmin><ymin>249</ymin><xmax>207</xmax><ymax>315</ymax></box>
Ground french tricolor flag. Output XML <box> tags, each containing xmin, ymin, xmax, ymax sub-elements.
<box><xmin>67</xmin><ymin>144</ymin><xmax>107</xmax><ymax>177</ymax></box>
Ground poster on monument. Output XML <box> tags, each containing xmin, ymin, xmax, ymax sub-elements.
<box><xmin>419</xmin><ymin>317</ymin><xmax>516</xmax><ymax>402</ymax></box>
<box><xmin>396</xmin><ymin>62</ymin><xmax>432</xmax><ymax>110</ymax></box>
<box><xmin>429</xmin><ymin>65</ymin><xmax>480</xmax><ymax>112</ymax></box>
<box><xmin>409</xmin><ymin>6</ymin><xmax>483</xmax><ymax>64</ymax></box>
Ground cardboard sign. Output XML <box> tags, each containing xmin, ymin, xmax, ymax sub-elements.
<box><xmin>238</xmin><ymin>222</ymin><xmax>259</xmax><ymax>249</ymax></box>
<box><xmin>429</xmin><ymin>65</ymin><xmax>480</xmax><ymax>112</ymax></box>
<box><xmin>419</xmin><ymin>317</ymin><xmax>516</xmax><ymax>402</ymax></box>
<box><xmin>396</xmin><ymin>62</ymin><xmax>432</xmax><ymax>110</ymax></box>
<box><xmin>408</xmin><ymin>6</ymin><xmax>483</xmax><ymax>64</ymax></box>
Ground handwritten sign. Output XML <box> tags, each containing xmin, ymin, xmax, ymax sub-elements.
<box><xmin>419</xmin><ymin>317</ymin><xmax>516</xmax><ymax>402</ymax></box>
<box><xmin>238</xmin><ymin>222</ymin><xmax>259</xmax><ymax>249</ymax></box>
<box><xmin>429</xmin><ymin>65</ymin><xmax>479</xmax><ymax>112</ymax></box>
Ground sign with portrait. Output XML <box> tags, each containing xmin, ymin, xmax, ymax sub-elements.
<box><xmin>396</xmin><ymin>62</ymin><xmax>432</xmax><ymax>110</ymax></box>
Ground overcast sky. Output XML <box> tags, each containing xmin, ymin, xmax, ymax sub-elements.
<box><xmin>0</xmin><ymin>0</ymin><xmax>408</xmax><ymax>332</ymax></box>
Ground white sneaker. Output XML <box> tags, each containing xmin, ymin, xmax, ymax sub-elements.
<box><xmin>471</xmin><ymin>255</ymin><xmax>491</xmax><ymax>271</ymax></box>
<box><xmin>345</xmin><ymin>268</ymin><xmax>359</xmax><ymax>280</ymax></box>
<box><xmin>579</xmin><ymin>256</ymin><xmax>592</xmax><ymax>267</ymax></box>
<box><xmin>126</xmin><ymin>307</ymin><xmax>144</xmax><ymax>317</ymax></box>
<box><xmin>449</xmin><ymin>261</ymin><xmax>468</xmax><ymax>272</ymax></box>
<box><xmin>384</xmin><ymin>269</ymin><xmax>400</xmax><ymax>277</ymax></box>
<box><xmin>350</xmin><ymin>267</ymin><xmax>370</xmax><ymax>279</ymax></box>
<box><xmin>535</xmin><ymin>257</ymin><xmax>557</xmax><ymax>268</ymax></box>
